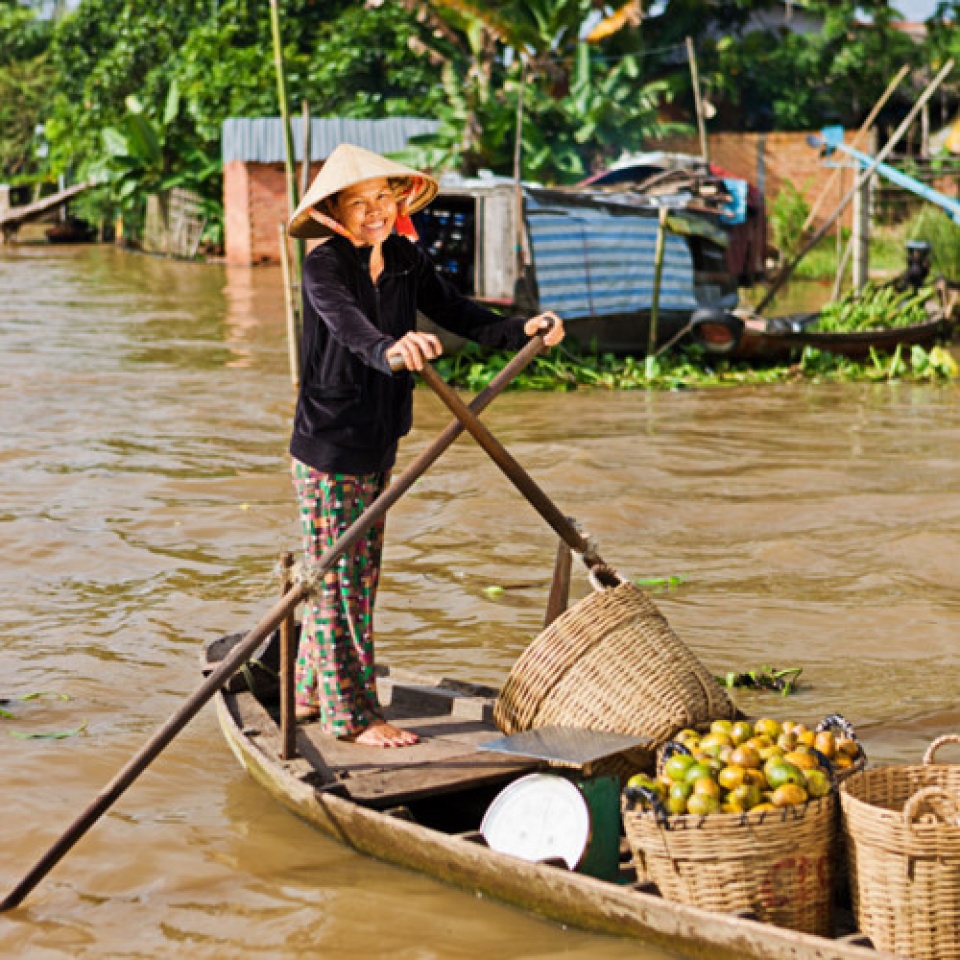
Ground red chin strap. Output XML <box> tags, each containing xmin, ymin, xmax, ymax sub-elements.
<box><xmin>394</xmin><ymin>176</ymin><xmax>422</xmax><ymax>241</ymax></box>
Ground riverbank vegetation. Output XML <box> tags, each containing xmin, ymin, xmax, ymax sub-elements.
<box><xmin>3</xmin><ymin>0</ymin><xmax>960</xmax><ymax>243</ymax></box>
<box><xmin>435</xmin><ymin>340</ymin><xmax>959</xmax><ymax>392</ymax></box>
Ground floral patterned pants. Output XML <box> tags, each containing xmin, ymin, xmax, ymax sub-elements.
<box><xmin>291</xmin><ymin>460</ymin><xmax>389</xmax><ymax>737</ymax></box>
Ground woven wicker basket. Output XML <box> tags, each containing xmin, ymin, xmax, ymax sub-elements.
<box><xmin>494</xmin><ymin>582</ymin><xmax>736</xmax><ymax>752</ymax></box>
<box><xmin>623</xmin><ymin>795</ymin><xmax>837</xmax><ymax>935</ymax></box>
<box><xmin>840</xmin><ymin>734</ymin><xmax>960</xmax><ymax>959</ymax></box>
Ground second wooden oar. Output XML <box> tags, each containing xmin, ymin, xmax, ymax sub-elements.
<box><xmin>0</xmin><ymin>335</ymin><xmax>547</xmax><ymax>914</ymax></box>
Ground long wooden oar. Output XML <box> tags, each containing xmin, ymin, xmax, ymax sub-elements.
<box><xmin>418</xmin><ymin>363</ymin><xmax>621</xmax><ymax>588</ymax></box>
<box><xmin>0</xmin><ymin>335</ymin><xmax>547</xmax><ymax>913</ymax></box>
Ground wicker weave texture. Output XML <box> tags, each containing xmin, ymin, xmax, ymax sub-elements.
<box><xmin>840</xmin><ymin>743</ymin><xmax>960</xmax><ymax>960</ymax></box>
<box><xmin>494</xmin><ymin>582</ymin><xmax>736</xmax><ymax>742</ymax></box>
<box><xmin>623</xmin><ymin>796</ymin><xmax>837</xmax><ymax>935</ymax></box>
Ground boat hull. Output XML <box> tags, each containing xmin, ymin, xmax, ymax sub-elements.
<box><xmin>212</xmin><ymin>675</ymin><xmax>890</xmax><ymax>960</ymax></box>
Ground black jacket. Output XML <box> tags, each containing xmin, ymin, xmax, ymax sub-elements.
<box><xmin>289</xmin><ymin>233</ymin><xmax>528</xmax><ymax>474</ymax></box>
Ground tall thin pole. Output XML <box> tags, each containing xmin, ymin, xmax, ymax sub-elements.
<box><xmin>686</xmin><ymin>37</ymin><xmax>709</xmax><ymax>163</ymax></box>
<box><xmin>513</xmin><ymin>58</ymin><xmax>529</xmax><ymax>304</ymax></box>
<box><xmin>269</xmin><ymin>0</ymin><xmax>303</xmax><ymax>280</ymax></box>
<box><xmin>646</xmin><ymin>207</ymin><xmax>669</xmax><ymax>377</ymax></box>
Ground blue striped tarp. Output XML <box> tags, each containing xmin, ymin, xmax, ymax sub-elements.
<box><xmin>525</xmin><ymin>198</ymin><xmax>698</xmax><ymax>320</ymax></box>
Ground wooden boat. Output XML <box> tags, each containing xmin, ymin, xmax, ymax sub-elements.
<box><xmin>413</xmin><ymin>173</ymin><xmax>739</xmax><ymax>356</ymax></box>
<box><xmin>204</xmin><ymin>630</ymin><xmax>895</xmax><ymax>960</ymax></box>
<box><xmin>688</xmin><ymin>306</ymin><xmax>953</xmax><ymax>363</ymax></box>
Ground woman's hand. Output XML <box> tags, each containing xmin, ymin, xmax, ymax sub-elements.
<box><xmin>386</xmin><ymin>331</ymin><xmax>443</xmax><ymax>371</ymax></box>
<box><xmin>524</xmin><ymin>311</ymin><xmax>565</xmax><ymax>346</ymax></box>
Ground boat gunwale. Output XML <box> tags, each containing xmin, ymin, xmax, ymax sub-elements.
<box><xmin>208</xmin><ymin>644</ymin><xmax>897</xmax><ymax>960</ymax></box>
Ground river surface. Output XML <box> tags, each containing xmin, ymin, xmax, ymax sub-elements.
<box><xmin>1</xmin><ymin>246</ymin><xmax>958</xmax><ymax>960</ymax></box>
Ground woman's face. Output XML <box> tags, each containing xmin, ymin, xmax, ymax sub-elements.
<box><xmin>331</xmin><ymin>177</ymin><xmax>398</xmax><ymax>246</ymax></box>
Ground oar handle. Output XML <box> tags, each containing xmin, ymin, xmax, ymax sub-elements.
<box><xmin>0</xmin><ymin>336</ymin><xmax>548</xmax><ymax>914</ymax></box>
<box><xmin>416</xmin><ymin>363</ymin><xmax>620</xmax><ymax>588</ymax></box>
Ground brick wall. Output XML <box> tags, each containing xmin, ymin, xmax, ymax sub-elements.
<box><xmin>649</xmin><ymin>130</ymin><xmax>859</xmax><ymax>230</ymax></box>
<box><xmin>225</xmin><ymin>160</ymin><xmax>325</xmax><ymax>264</ymax></box>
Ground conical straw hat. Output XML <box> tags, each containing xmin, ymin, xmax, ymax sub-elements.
<box><xmin>289</xmin><ymin>142</ymin><xmax>438</xmax><ymax>239</ymax></box>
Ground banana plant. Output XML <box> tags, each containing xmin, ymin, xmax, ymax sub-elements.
<box><xmin>94</xmin><ymin>80</ymin><xmax>220</xmax><ymax>213</ymax></box>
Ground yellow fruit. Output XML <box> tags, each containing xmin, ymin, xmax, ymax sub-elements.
<box><xmin>693</xmin><ymin>777</ymin><xmax>721</xmax><ymax>800</ymax></box>
<box><xmin>749</xmin><ymin>734</ymin><xmax>774</xmax><ymax>751</ymax></box>
<box><xmin>837</xmin><ymin>737</ymin><xmax>861</xmax><ymax>759</ymax></box>
<box><xmin>777</xmin><ymin>732</ymin><xmax>799</xmax><ymax>752</ymax></box>
<box><xmin>744</xmin><ymin>768</ymin><xmax>768</xmax><ymax>788</ymax></box>
<box><xmin>834</xmin><ymin>753</ymin><xmax>854</xmax><ymax>770</ymax></box>
<box><xmin>750</xmin><ymin>802</ymin><xmax>777</xmax><ymax>813</ymax></box>
<box><xmin>699</xmin><ymin>732</ymin><xmax>733</xmax><ymax>755</ymax></box>
<box><xmin>729</xmin><ymin>745</ymin><xmax>762</xmax><ymax>770</ymax></box>
<box><xmin>664</xmin><ymin>753</ymin><xmax>696</xmax><ymax>782</ymax></box>
<box><xmin>729</xmin><ymin>783</ymin><xmax>762</xmax><ymax>811</ymax></box>
<box><xmin>758</xmin><ymin>744</ymin><xmax>785</xmax><ymax>763</ymax></box>
<box><xmin>784</xmin><ymin>750</ymin><xmax>819</xmax><ymax>771</ymax></box>
<box><xmin>730</xmin><ymin>721</ymin><xmax>754</xmax><ymax>745</ymax></box>
<box><xmin>754</xmin><ymin>718</ymin><xmax>782</xmax><ymax>740</ymax></box>
<box><xmin>675</xmin><ymin>728</ymin><xmax>700</xmax><ymax>744</ymax></box>
<box><xmin>684</xmin><ymin>762</ymin><xmax>717</xmax><ymax>785</ymax></box>
<box><xmin>771</xmin><ymin>783</ymin><xmax>809</xmax><ymax>807</ymax></box>
<box><xmin>687</xmin><ymin>793</ymin><xmax>720</xmax><ymax>816</ymax></box>
<box><xmin>796</xmin><ymin>728</ymin><xmax>816</xmax><ymax>747</ymax></box>
<box><xmin>764</xmin><ymin>759</ymin><xmax>806</xmax><ymax>790</ymax></box>
<box><xmin>710</xmin><ymin>719</ymin><xmax>734</xmax><ymax>736</ymax></box>
<box><xmin>717</xmin><ymin>765</ymin><xmax>747</xmax><ymax>792</ymax></box>
<box><xmin>803</xmin><ymin>768</ymin><xmax>833</xmax><ymax>799</ymax></box>
<box><xmin>814</xmin><ymin>730</ymin><xmax>837</xmax><ymax>759</ymax></box>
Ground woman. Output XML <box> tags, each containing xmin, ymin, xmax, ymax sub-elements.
<box><xmin>287</xmin><ymin>143</ymin><xmax>563</xmax><ymax>748</ymax></box>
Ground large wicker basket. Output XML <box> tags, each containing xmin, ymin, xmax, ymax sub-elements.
<box><xmin>840</xmin><ymin>734</ymin><xmax>960</xmax><ymax>959</ymax></box>
<box><xmin>494</xmin><ymin>582</ymin><xmax>736</xmax><ymax>751</ymax></box>
<box><xmin>623</xmin><ymin>794</ymin><xmax>837</xmax><ymax>935</ymax></box>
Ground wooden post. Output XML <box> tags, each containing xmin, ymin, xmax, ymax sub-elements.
<box><xmin>686</xmin><ymin>36</ymin><xmax>709</xmax><ymax>163</ymax></box>
<box><xmin>269</xmin><ymin>0</ymin><xmax>303</xmax><ymax>281</ymax></box>
<box><xmin>543</xmin><ymin>539</ymin><xmax>572</xmax><ymax>628</ymax></box>
<box><xmin>756</xmin><ymin>58</ymin><xmax>954</xmax><ymax>313</ymax></box>
<box><xmin>279</xmin><ymin>551</ymin><xmax>297</xmax><ymax>760</ymax></box>
<box><xmin>852</xmin><ymin>138</ymin><xmax>872</xmax><ymax>292</ymax></box>
<box><xmin>645</xmin><ymin>207</ymin><xmax>669</xmax><ymax>377</ymax></box>
<box><xmin>801</xmin><ymin>65</ymin><xmax>908</xmax><ymax>235</ymax></box>
<box><xmin>279</xmin><ymin>223</ymin><xmax>300</xmax><ymax>388</ymax></box>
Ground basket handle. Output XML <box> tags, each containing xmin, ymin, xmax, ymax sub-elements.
<box><xmin>623</xmin><ymin>784</ymin><xmax>671</xmax><ymax>828</ymax></box>
<box><xmin>923</xmin><ymin>734</ymin><xmax>960</xmax><ymax>766</ymax></box>
<box><xmin>815</xmin><ymin>712</ymin><xmax>866</xmax><ymax>765</ymax></box>
<box><xmin>903</xmin><ymin>786</ymin><xmax>960</xmax><ymax>826</ymax></box>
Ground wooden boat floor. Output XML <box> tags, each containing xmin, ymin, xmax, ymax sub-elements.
<box><xmin>237</xmin><ymin>670</ymin><xmax>543</xmax><ymax>808</ymax></box>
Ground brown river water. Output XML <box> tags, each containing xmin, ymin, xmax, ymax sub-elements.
<box><xmin>1</xmin><ymin>246</ymin><xmax>958</xmax><ymax>959</ymax></box>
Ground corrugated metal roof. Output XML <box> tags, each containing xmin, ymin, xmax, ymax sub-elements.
<box><xmin>221</xmin><ymin>117</ymin><xmax>440</xmax><ymax>163</ymax></box>
<box><xmin>525</xmin><ymin>197</ymin><xmax>698</xmax><ymax>320</ymax></box>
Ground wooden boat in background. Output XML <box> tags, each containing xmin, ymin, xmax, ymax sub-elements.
<box><xmin>688</xmin><ymin>305</ymin><xmax>953</xmax><ymax>363</ymax></box>
<box><xmin>204</xmin><ymin>630</ymin><xmax>893</xmax><ymax>960</ymax></box>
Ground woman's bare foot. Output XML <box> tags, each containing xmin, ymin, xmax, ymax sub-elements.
<box><xmin>352</xmin><ymin>721</ymin><xmax>420</xmax><ymax>748</ymax></box>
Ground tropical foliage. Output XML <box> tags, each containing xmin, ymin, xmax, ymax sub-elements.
<box><xmin>1</xmin><ymin>0</ymin><xmax>958</xmax><ymax>239</ymax></box>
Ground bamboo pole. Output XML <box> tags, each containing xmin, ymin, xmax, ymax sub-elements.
<box><xmin>645</xmin><ymin>207</ymin><xmax>669</xmax><ymax>377</ymax></box>
<box><xmin>757</xmin><ymin>59</ymin><xmax>954</xmax><ymax>313</ymax></box>
<box><xmin>269</xmin><ymin>0</ymin><xmax>303</xmax><ymax>280</ymax></box>
<box><xmin>801</xmin><ymin>65</ymin><xmax>909</xmax><ymax>235</ymax></box>
<box><xmin>686</xmin><ymin>36</ymin><xmax>709</xmax><ymax>163</ymax></box>
<box><xmin>279</xmin><ymin>551</ymin><xmax>296</xmax><ymax>760</ymax></box>
<box><xmin>278</xmin><ymin>222</ymin><xmax>300</xmax><ymax>388</ymax></box>
<box><xmin>0</xmin><ymin>336</ymin><xmax>550</xmax><ymax>914</ymax></box>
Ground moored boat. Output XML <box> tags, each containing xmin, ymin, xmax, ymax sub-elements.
<box><xmin>688</xmin><ymin>306</ymin><xmax>953</xmax><ymax>363</ymax></box>
<box><xmin>204</xmin><ymin>630</ymin><xmax>893</xmax><ymax>960</ymax></box>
